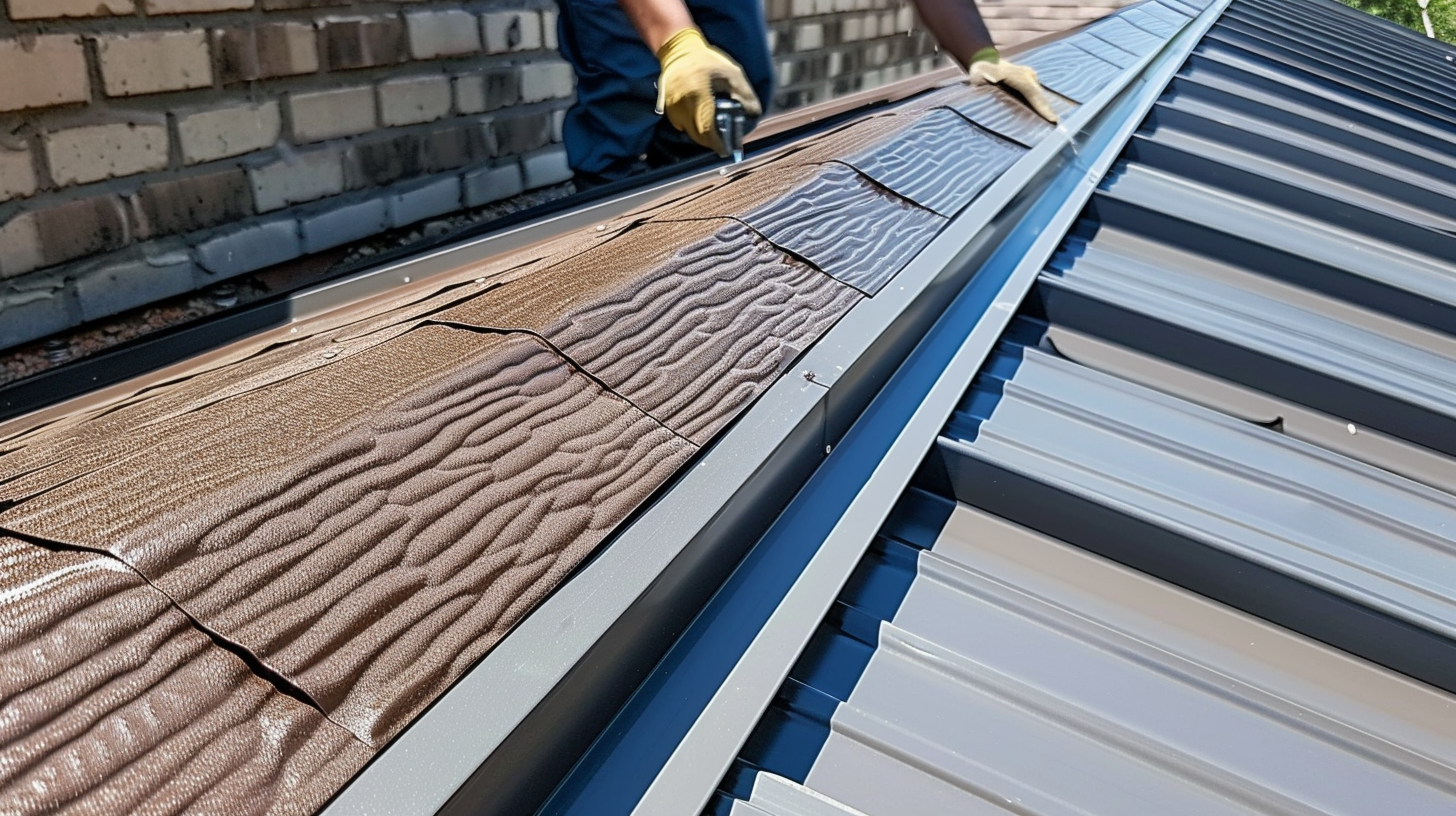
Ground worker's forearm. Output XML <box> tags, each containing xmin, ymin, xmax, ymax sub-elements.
<box><xmin>908</xmin><ymin>0</ymin><xmax>997</xmax><ymax>68</ymax></box>
<box><xmin>615</xmin><ymin>0</ymin><xmax>695</xmax><ymax>53</ymax></box>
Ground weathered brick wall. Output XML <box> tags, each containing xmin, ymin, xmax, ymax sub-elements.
<box><xmin>765</xmin><ymin>0</ymin><xmax>943</xmax><ymax>111</ymax></box>
<box><xmin>980</xmin><ymin>0</ymin><xmax>1139</xmax><ymax>46</ymax></box>
<box><xmin>0</xmin><ymin>0</ymin><xmax>1126</xmax><ymax>353</ymax></box>
<box><xmin>0</xmin><ymin>0</ymin><xmax>573</xmax><ymax>349</ymax></box>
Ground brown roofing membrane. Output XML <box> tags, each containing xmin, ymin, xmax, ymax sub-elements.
<box><xmin>0</xmin><ymin>78</ymin><xmax>1075</xmax><ymax>813</ymax></box>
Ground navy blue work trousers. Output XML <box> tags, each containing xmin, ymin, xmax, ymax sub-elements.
<box><xmin>555</xmin><ymin>0</ymin><xmax>775</xmax><ymax>184</ymax></box>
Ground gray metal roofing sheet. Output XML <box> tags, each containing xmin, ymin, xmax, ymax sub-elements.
<box><xmin>717</xmin><ymin>0</ymin><xmax>1456</xmax><ymax>813</ymax></box>
<box><xmin>795</xmin><ymin>505</ymin><xmax>1456</xmax><ymax>816</ymax></box>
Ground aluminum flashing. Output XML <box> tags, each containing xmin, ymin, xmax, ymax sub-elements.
<box><xmin>541</xmin><ymin>3</ymin><xmax>1224</xmax><ymax>814</ymax></box>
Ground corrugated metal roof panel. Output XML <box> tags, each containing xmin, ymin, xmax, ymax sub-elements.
<box><xmin>799</xmin><ymin>505</ymin><xmax>1456</xmax><ymax>816</ymax></box>
<box><xmin>717</xmin><ymin>0</ymin><xmax>1456</xmax><ymax>812</ymax></box>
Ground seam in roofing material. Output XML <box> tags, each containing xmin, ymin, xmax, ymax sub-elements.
<box><xmin>0</xmin><ymin>537</ymin><xmax>371</xmax><ymax>816</ymax></box>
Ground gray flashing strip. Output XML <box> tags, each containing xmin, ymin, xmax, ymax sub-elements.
<box><xmin>629</xmin><ymin>4</ymin><xmax>1232</xmax><ymax>814</ymax></box>
<box><xmin>322</xmin><ymin>15</ymin><xmax>1215</xmax><ymax>816</ymax></box>
<box><xmin>316</xmin><ymin>34</ymin><xmax>1125</xmax><ymax>816</ymax></box>
<box><xmin>800</xmin><ymin>505</ymin><xmax>1456</xmax><ymax>815</ymax></box>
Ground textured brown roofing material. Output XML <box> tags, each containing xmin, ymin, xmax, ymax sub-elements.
<box><xmin>0</xmin><ymin>76</ymin><xmax>1068</xmax><ymax>810</ymax></box>
<box><xmin>434</xmin><ymin>218</ymin><xmax>861</xmax><ymax>443</ymax></box>
<box><xmin>0</xmin><ymin>537</ymin><xmax>370</xmax><ymax>816</ymax></box>
<box><xmin>0</xmin><ymin>326</ymin><xmax>695</xmax><ymax>747</ymax></box>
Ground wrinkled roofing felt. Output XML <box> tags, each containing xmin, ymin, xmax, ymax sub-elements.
<box><xmin>719</xmin><ymin>0</ymin><xmax>1456</xmax><ymax>813</ymax></box>
<box><xmin>0</xmin><ymin>22</ymin><xmax>1116</xmax><ymax>815</ymax></box>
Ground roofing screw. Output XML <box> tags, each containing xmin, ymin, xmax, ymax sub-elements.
<box><xmin>825</xmin><ymin>445</ymin><xmax>833</xmax><ymax>455</ymax></box>
<box><xmin>595</xmin><ymin>225</ymin><xmax>606</xmax><ymax>232</ymax></box>
<box><xmin>402</xmin><ymin>276</ymin><xmax>411</xmax><ymax>283</ymax></box>
<box><xmin>801</xmin><ymin>370</ymin><xmax>815</xmax><ymax>382</ymax></box>
<box><xmin>1347</xmin><ymin>423</ymin><xmax>1358</xmax><ymax>435</ymax></box>
<box><xmin>42</xmin><ymin>339</ymin><xmax>70</xmax><ymax>365</ymax></box>
<box><xmin>212</xmin><ymin>283</ymin><xmax>238</xmax><ymax>309</ymax></box>
<box><xmin>322</xmin><ymin>350</ymin><xmax>337</xmax><ymax>359</ymax></box>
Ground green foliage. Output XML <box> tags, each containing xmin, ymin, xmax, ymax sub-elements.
<box><xmin>1339</xmin><ymin>0</ymin><xmax>1456</xmax><ymax>43</ymax></box>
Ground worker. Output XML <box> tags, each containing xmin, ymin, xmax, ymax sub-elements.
<box><xmin>557</xmin><ymin>0</ymin><xmax>1058</xmax><ymax>189</ymax></box>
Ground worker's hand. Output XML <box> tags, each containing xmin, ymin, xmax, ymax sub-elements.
<box><xmin>968</xmin><ymin>50</ymin><xmax>1059</xmax><ymax>124</ymax></box>
<box><xmin>655</xmin><ymin>27</ymin><xmax>762</xmax><ymax>156</ymax></box>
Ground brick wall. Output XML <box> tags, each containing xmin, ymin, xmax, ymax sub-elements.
<box><xmin>0</xmin><ymin>0</ymin><xmax>573</xmax><ymax>349</ymax></box>
<box><xmin>765</xmin><ymin>0</ymin><xmax>944</xmax><ymax>111</ymax></box>
<box><xmin>0</xmin><ymin>0</ymin><xmax>1123</xmax><ymax>353</ymax></box>
<box><xmin>980</xmin><ymin>0</ymin><xmax>1139</xmax><ymax>46</ymax></box>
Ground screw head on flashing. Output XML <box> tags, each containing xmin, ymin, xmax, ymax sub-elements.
<box><xmin>43</xmin><ymin>339</ymin><xmax>70</xmax><ymax>365</ymax></box>
<box><xmin>212</xmin><ymin>283</ymin><xmax>239</xmax><ymax>309</ymax></box>
<box><xmin>825</xmin><ymin>445</ymin><xmax>833</xmax><ymax>455</ymax></box>
<box><xmin>801</xmin><ymin>370</ymin><xmax>815</xmax><ymax>381</ymax></box>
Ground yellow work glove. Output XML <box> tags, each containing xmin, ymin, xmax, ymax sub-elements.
<box><xmin>967</xmin><ymin>48</ymin><xmax>1059</xmax><ymax>125</ymax></box>
<box><xmin>655</xmin><ymin>28</ymin><xmax>763</xmax><ymax>157</ymax></box>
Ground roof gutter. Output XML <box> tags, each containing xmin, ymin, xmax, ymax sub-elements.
<box><xmin>319</xmin><ymin>5</ymin><xmax>1228</xmax><ymax>816</ymax></box>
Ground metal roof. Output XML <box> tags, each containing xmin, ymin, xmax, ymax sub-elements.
<box><xmin>710</xmin><ymin>0</ymin><xmax>1456</xmax><ymax>813</ymax></box>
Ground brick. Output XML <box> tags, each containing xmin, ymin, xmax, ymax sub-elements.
<box><xmin>95</xmin><ymin>31</ymin><xmax>213</xmax><ymax>97</ymax></box>
<box><xmin>344</xmin><ymin>134</ymin><xmax>423</xmax><ymax>190</ymax></box>
<box><xmin>322</xmin><ymin>16</ymin><xmax>407</xmax><ymax>71</ymax></box>
<box><xmin>299</xmin><ymin>197</ymin><xmax>387</xmax><ymax>253</ymax></box>
<box><xmin>0</xmin><ymin>145</ymin><xmax>38</xmax><ymax>203</ymax></box>
<box><xmin>45</xmin><ymin>123</ymin><xmax>169</xmax><ymax>187</ymax></box>
<box><xmin>520</xmin><ymin>60</ymin><xmax>575</xmax><ymax>104</ymax></box>
<box><xmin>387</xmin><ymin>176</ymin><xmax>461</xmax><ymax>228</ymax></box>
<box><xmin>194</xmin><ymin>217</ymin><xmax>301</xmax><ymax>277</ymax></box>
<box><xmin>551</xmin><ymin>109</ymin><xmax>565</xmax><ymax>143</ymax></box>
<box><xmin>0</xmin><ymin>36</ymin><xmax>91</xmax><ymax>113</ymax></box>
<box><xmin>129</xmin><ymin>167</ymin><xmax>253</xmax><ymax>238</ymax></box>
<box><xmin>481</xmin><ymin>11</ymin><xmax>542</xmax><ymax>54</ymax></box>
<box><xmin>33</xmin><ymin>196</ymin><xmax>131</xmax><ymax>267</ymax></box>
<box><xmin>522</xmin><ymin>148</ymin><xmax>571</xmax><ymax>190</ymax></box>
<box><xmin>144</xmin><ymin>0</ymin><xmax>252</xmax><ymax>13</ymax></box>
<box><xmin>176</xmin><ymin>100</ymin><xmax>281</xmax><ymax>165</ymax></box>
<box><xmin>288</xmin><ymin>86</ymin><xmax>376</xmax><ymax>143</ymax></box>
<box><xmin>8</xmin><ymin>0</ymin><xmax>133</xmax><ymax>18</ymax></box>
<box><xmin>0</xmin><ymin>280</ymin><xmax>76</xmax><ymax>351</ymax></box>
<box><xmin>0</xmin><ymin>213</ymin><xmax>43</xmax><ymax>279</ymax></box>
<box><xmin>213</xmin><ymin>23</ymin><xmax>318</xmax><ymax>84</ymax></box>
<box><xmin>462</xmin><ymin>162</ymin><xmax>523</xmax><ymax>208</ymax></box>
<box><xmin>792</xmin><ymin>22</ymin><xmax>827</xmax><ymax>50</ymax></box>
<box><xmin>378</xmin><ymin>75</ymin><xmax>452</xmax><ymax>127</ymax></box>
<box><xmin>262</xmin><ymin>0</ymin><xmax>350</xmax><ymax>7</ymax></box>
<box><xmin>406</xmin><ymin>10</ymin><xmax>482</xmax><ymax>59</ymax></box>
<box><xmin>75</xmin><ymin>246</ymin><xmax>196</xmax><ymax>323</ymax></box>
<box><xmin>249</xmin><ymin>150</ymin><xmax>344</xmax><ymax>211</ymax></box>
<box><xmin>492</xmin><ymin>112</ymin><xmax>552</xmax><ymax>157</ymax></box>
<box><xmin>455</xmin><ymin>68</ymin><xmax>519</xmax><ymax>114</ymax></box>
<box><xmin>422</xmin><ymin>126</ymin><xmax>489</xmax><ymax>173</ymax></box>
